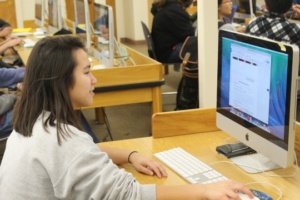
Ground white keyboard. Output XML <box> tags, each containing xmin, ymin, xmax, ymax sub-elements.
<box><xmin>22</xmin><ymin>38</ymin><xmax>36</xmax><ymax>48</ymax></box>
<box><xmin>154</xmin><ymin>147</ymin><xmax>228</xmax><ymax>184</ymax></box>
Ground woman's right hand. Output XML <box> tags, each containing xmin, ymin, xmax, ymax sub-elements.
<box><xmin>292</xmin><ymin>5</ymin><xmax>300</xmax><ymax>18</ymax></box>
<box><xmin>201</xmin><ymin>180</ymin><xmax>254</xmax><ymax>200</ymax></box>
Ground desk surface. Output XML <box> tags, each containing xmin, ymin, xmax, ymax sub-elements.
<box><xmin>99</xmin><ymin>131</ymin><xmax>300</xmax><ymax>200</ymax></box>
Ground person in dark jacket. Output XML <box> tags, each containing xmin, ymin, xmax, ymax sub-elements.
<box><xmin>151</xmin><ymin>0</ymin><xmax>195</xmax><ymax>63</ymax></box>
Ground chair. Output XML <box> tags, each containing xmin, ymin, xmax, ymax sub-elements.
<box><xmin>141</xmin><ymin>21</ymin><xmax>178</xmax><ymax>95</ymax></box>
<box><xmin>141</xmin><ymin>21</ymin><xmax>180</xmax><ymax>75</ymax></box>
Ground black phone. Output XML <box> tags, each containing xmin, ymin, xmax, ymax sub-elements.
<box><xmin>216</xmin><ymin>142</ymin><xmax>256</xmax><ymax>158</ymax></box>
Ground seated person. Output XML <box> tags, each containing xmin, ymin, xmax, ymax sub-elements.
<box><xmin>294</xmin><ymin>0</ymin><xmax>300</xmax><ymax>4</ymax></box>
<box><xmin>292</xmin><ymin>2</ymin><xmax>300</xmax><ymax>17</ymax></box>
<box><xmin>94</xmin><ymin>14</ymin><xmax>109</xmax><ymax>40</ymax></box>
<box><xmin>151</xmin><ymin>0</ymin><xmax>195</xmax><ymax>63</ymax></box>
<box><xmin>0</xmin><ymin>37</ymin><xmax>24</xmax><ymax>67</ymax></box>
<box><xmin>0</xmin><ymin>35</ymin><xmax>253</xmax><ymax>199</ymax></box>
<box><xmin>0</xmin><ymin>19</ymin><xmax>24</xmax><ymax>65</ymax></box>
<box><xmin>246</xmin><ymin>0</ymin><xmax>300</xmax><ymax>49</ymax></box>
<box><xmin>218</xmin><ymin>0</ymin><xmax>245</xmax><ymax>32</ymax></box>
<box><xmin>0</xmin><ymin>18</ymin><xmax>12</xmax><ymax>38</ymax></box>
<box><xmin>0</xmin><ymin>37</ymin><xmax>24</xmax><ymax>55</ymax></box>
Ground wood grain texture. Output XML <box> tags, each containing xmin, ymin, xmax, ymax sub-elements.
<box><xmin>152</xmin><ymin>108</ymin><xmax>219</xmax><ymax>138</ymax></box>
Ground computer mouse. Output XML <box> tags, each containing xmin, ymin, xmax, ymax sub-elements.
<box><xmin>23</xmin><ymin>43</ymin><xmax>35</xmax><ymax>48</ymax></box>
<box><xmin>238</xmin><ymin>193</ymin><xmax>259</xmax><ymax>200</ymax></box>
<box><xmin>251</xmin><ymin>189</ymin><xmax>273</xmax><ymax>200</ymax></box>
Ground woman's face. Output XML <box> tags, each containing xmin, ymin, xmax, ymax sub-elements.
<box><xmin>69</xmin><ymin>49</ymin><xmax>97</xmax><ymax>109</ymax></box>
<box><xmin>219</xmin><ymin>0</ymin><xmax>232</xmax><ymax>16</ymax></box>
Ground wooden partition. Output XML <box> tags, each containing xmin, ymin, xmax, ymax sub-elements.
<box><xmin>152</xmin><ymin>108</ymin><xmax>219</xmax><ymax>138</ymax></box>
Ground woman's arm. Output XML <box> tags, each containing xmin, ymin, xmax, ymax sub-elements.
<box><xmin>0</xmin><ymin>68</ymin><xmax>25</xmax><ymax>88</ymax></box>
<box><xmin>98</xmin><ymin>145</ymin><xmax>168</xmax><ymax>178</ymax></box>
<box><xmin>0</xmin><ymin>37</ymin><xmax>23</xmax><ymax>54</ymax></box>
<box><xmin>156</xmin><ymin>180</ymin><xmax>254</xmax><ymax>200</ymax></box>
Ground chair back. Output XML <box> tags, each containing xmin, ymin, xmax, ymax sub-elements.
<box><xmin>141</xmin><ymin>21</ymin><xmax>157</xmax><ymax>60</ymax></box>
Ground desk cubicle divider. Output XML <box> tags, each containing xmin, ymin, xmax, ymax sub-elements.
<box><xmin>151</xmin><ymin>108</ymin><xmax>219</xmax><ymax>138</ymax></box>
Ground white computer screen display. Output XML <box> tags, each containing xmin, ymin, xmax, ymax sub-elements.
<box><xmin>217</xmin><ymin>30</ymin><xmax>298</xmax><ymax>170</ymax></box>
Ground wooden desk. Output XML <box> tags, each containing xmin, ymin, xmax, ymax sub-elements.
<box><xmin>99</xmin><ymin>132</ymin><xmax>300</xmax><ymax>200</ymax></box>
<box><xmin>16</xmin><ymin>39</ymin><xmax>164</xmax><ymax>116</ymax></box>
<box><xmin>85</xmin><ymin>45</ymin><xmax>164</xmax><ymax>114</ymax></box>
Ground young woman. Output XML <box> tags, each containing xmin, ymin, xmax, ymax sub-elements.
<box><xmin>0</xmin><ymin>35</ymin><xmax>253</xmax><ymax>199</ymax></box>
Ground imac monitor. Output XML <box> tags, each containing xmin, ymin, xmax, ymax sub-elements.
<box><xmin>73</xmin><ymin>0</ymin><xmax>91</xmax><ymax>49</ymax></box>
<box><xmin>92</xmin><ymin>2</ymin><xmax>114</xmax><ymax>68</ymax></box>
<box><xmin>217</xmin><ymin>30</ymin><xmax>298</xmax><ymax>173</ymax></box>
<box><xmin>239</xmin><ymin>0</ymin><xmax>256</xmax><ymax>16</ymax></box>
<box><xmin>48</xmin><ymin>0</ymin><xmax>63</xmax><ymax>34</ymax></box>
<box><xmin>35</xmin><ymin>0</ymin><xmax>45</xmax><ymax>28</ymax></box>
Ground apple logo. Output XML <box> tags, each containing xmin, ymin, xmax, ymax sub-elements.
<box><xmin>245</xmin><ymin>133</ymin><xmax>249</xmax><ymax>141</ymax></box>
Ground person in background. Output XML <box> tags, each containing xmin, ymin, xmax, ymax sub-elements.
<box><xmin>292</xmin><ymin>1</ymin><xmax>300</xmax><ymax>17</ymax></box>
<box><xmin>94</xmin><ymin>14</ymin><xmax>109</xmax><ymax>40</ymax></box>
<box><xmin>294</xmin><ymin>0</ymin><xmax>300</xmax><ymax>5</ymax></box>
<box><xmin>0</xmin><ymin>67</ymin><xmax>25</xmax><ymax>135</ymax></box>
<box><xmin>0</xmin><ymin>19</ymin><xmax>12</xmax><ymax>38</ymax></box>
<box><xmin>218</xmin><ymin>0</ymin><xmax>245</xmax><ymax>32</ymax></box>
<box><xmin>151</xmin><ymin>0</ymin><xmax>195</xmax><ymax>63</ymax></box>
<box><xmin>0</xmin><ymin>18</ymin><xmax>24</xmax><ymax>66</ymax></box>
<box><xmin>0</xmin><ymin>37</ymin><xmax>24</xmax><ymax>55</ymax></box>
<box><xmin>0</xmin><ymin>35</ymin><xmax>254</xmax><ymax>199</ymax></box>
<box><xmin>246</xmin><ymin>0</ymin><xmax>300</xmax><ymax>48</ymax></box>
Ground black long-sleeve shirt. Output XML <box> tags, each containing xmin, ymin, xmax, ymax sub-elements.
<box><xmin>151</xmin><ymin>1</ymin><xmax>195</xmax><ymax>62</ymax></box>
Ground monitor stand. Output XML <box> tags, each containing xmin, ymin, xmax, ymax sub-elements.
<box><xmin>230</xmin><ymin>153</ymin><xmax>281</xmax><ymax>173</ymax></box>
<box><xmin>114</xmin><ymin>37</ymin><xmax>128</xmax><ymax>67</ymax></box>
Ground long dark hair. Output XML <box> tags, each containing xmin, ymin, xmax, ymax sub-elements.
<box><xmin>265</xmin><ymin>0</ymin><xmax>293</xmax><ymax>14</ymax></box>
<box><xmin>153</xmin><ymin>0</ymin><xmax>193</xmax><ymax>10</ymax></box>
<box><xmin>13</xmin><ymin>35</ymin><xmax>85</xmax><ymax>145</ymax></box>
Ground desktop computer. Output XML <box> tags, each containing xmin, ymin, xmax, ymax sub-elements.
<box><xmin>217</xmin><ymin>29</ymin><xmax>298</xmax><ymax>173</ymax></box>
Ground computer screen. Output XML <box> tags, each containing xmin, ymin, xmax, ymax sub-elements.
<box><xmin>92</xmin><ymin>1</ymin><xmax>114</xmax><ymax>68</ymax></box>
<box><xmin>35</xmin><ymin>0</ymin><xmax>45</xmax><ymax>28</ymax></box>
<box><xmin>239</xmin><ymin>0</ymin><xmax>256</xmax><ymax>16</ymax></box>
<box><xmin>217</xmin><ymin>29</ymin><xmax>298</xmax><ymax>173</ymax></box>
<box><xmin>47</xmin><ymin>0</ymin><xmax>63</xmax><ymax>34</ymax></box>
<box><xmin>73</xmin><ymin>0</ymin><xmax>91</xmax><ymax>49</ymax></box>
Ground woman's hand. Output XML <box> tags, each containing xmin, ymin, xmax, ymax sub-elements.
<box><xmin>129</xmin><ymin>152</ymin><xmax>168</xmax><ymax>178</ymax></box>
<box><xmin>292</xmin><ymin>5</ymin><xmax>300</xmax><ymax>18</ymax></box>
